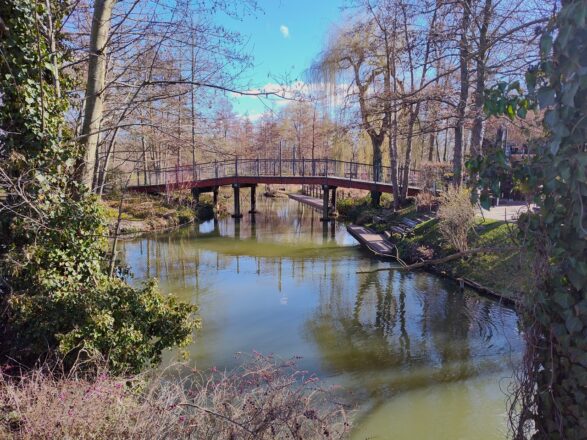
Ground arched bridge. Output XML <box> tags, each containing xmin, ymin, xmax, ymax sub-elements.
<box><xmin>126</xmin><ymin>158</ymin><xmax>422</xmax><ymax>220</ymax></box>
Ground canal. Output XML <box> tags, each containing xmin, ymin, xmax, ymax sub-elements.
<box><xmin>120</xmin><ymin>195</ymin><xmax>522</xmax><ymax>439</ymax></box>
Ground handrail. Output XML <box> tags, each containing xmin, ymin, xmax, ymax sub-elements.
<box><xmin>127</xmin><ymin>158</ymin><xmax>422</xmax><ymax>188</ymax></box>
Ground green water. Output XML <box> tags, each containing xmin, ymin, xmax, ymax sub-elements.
<box><xmin>120</xmin><ymin>196</ymin><xmax>522</xmax><ymax>440</ymax></box>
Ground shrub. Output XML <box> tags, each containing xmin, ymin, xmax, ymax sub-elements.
<box><xmin>418</xmin><ymin>162</ymin><xmax>453</xmax><ymax>190</ymax></box>
<box><xmin>0</xmin><ymin>0</ymin><xmax>197</xmax><ymax>375</ymax></box>
<box><xmin>2</xmin><ymin>192</ymin><xmax>198</xmax><ymax>374</ymax></box>
<box><xmin>0</xmin><ymin>354</ymin><xmax>351</xmax><ymax>439</ymax></box>
<box><xmin>437</xmin><ymin>186</ymin><xmax>476</xmax><ymax>252</ymax></box>
<box><xmin>415</xmin><ymin>190</ymin><xmax>438</xmax><ymax>212</ymax></box>
<box><xmin>336</xmin><ymin>196</ymin><xmax>371</xmax><ymax>221</ymax></box>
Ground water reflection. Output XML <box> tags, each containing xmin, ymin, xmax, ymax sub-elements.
<box><xmin>120</xmin><ymin>196</ymin><xmax>522</xmax><ymax>440</ymax></box>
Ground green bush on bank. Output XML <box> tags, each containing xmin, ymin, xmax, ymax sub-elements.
<box><xmin>4</xmin><ymin>188</ymin><xmax>198</xmax><ymax>373</ymax></box>
<box><xmin>0</xmin><ymin>0</ymin><xmax>197</xmax><ymax>374</ymax></box>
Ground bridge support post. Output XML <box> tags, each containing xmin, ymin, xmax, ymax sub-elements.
<box><xmin>191</xmin><ymin>187</ymin><xmax>200</xmax><ymax>204</ymax></box>
<box><xmin>330</xmin><ymin>187</ymin><xmax>337</xmax><ymax>212</ymax></box>
<box><xmin>372</xmin><ymin>191</ymin><xmax>381</xmax><ymax>207</ymax></box>
<box><xmin>213</xmin><ymin>187</ymin><xmax>219</xmax><ymax>206</ymax></box>
<box><xmin>232</xmin><ymin>184</ymin><xmax>243</xmax><ymax>219</ymax></box>
<box><xmin>320</xmin><ymin>185</ymin><xmax>330</xmax><ymax>222</ymax></box>
<box><xmin>249</xmin><ymin>185</ymin><xmax>257</xmax><ymax>214</ymax></box>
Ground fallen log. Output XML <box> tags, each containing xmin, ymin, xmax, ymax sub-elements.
<box><xmin>356</xmin><ymin>247</ymin><xmax>517</xmax><ymax>274</ymax></box>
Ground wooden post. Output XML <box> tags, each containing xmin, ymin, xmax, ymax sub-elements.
<box><xmin>249</xmin><ymin>185</ymin><xmax>257</xmax><ymax>214</ymax></box>
<box><xmin>330</xmin><ymin>186</ymin><xmax>337</xmax><ymax>212</ymax></box>
<box><xmin>320</xmin><ymin>185</ymin><xmax>329</xmax><ymax>222</ymax></box>
<box><xmin>213</xmin><ymin>187</ymin><xmax>219</xmax><ymax>205</ymax></box>
<box><xmin>191</xmin><ymin>187</ymin><xmax>200</xmax><ymax>204</ymax></box>
<box><xmin>279</xmin><ymin>141</ymin><xmax>282</xmax><ymax>176</ymax></box>
<box><xmin>232</xmin><ymin>184</ymin><xmax>243</xmax><ymax>219</ymax></box>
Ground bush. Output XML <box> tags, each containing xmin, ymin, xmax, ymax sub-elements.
<box><xmin>336</xmin><ymin>196</ymin><xmax>371</xmax><ymax>221</ymax></box>
<box><xmin>437</xmin><ymin>186</ymin><xmax>476</xmax><ymax>252</ymax></box>
<box><xmin>0</xmin><ymin>354</ymin><xmax>351</xmax><ymax>439</ymax></box>
<box><xmin>415</xmin><ymin>190</ymin><xmax>439</xmax><ymax>212</ymax></box>
<box><xmin>418</xmin><ymin>162</ymin><xmax>453</xmax><ymax>190</ymax></box>
<box><xmin>2</xmin><ymin>191</ymin><xmax>198</xmax><ymax>374</ymax></box>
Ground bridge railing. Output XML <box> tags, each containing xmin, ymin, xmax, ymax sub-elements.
<box><xmin>129</xmin><ymin>158</ymin><xmax>421</xmax><ymax>189</ymax></box>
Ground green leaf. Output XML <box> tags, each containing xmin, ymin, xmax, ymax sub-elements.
<box><xmin>540</xmin><ymin>34</ymin><xmax>553</xmax><ymax>57</ymax></box>
<box><xmin>565</xmin><ymin>316</ymin><xmax>583</xmax><ymax>333</ymax></box>
<box><xmin>480</xmin><ymin>193</ymin><xmax>491</xmax><ymax>210</ymax></box>
<box><xmin>506</xmin><ymin>104</ymin><xmax>516</xmax><ymax>120</ymax></box>
<box><xmin>538</xmin><ymin>87</ymin><xmax>556</xmax><ymax>107</ymax></box>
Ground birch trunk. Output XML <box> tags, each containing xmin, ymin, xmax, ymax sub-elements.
<box><xmin>78</xmin><ymin>0</ymin><xmax>116</xmax><ymax>190</ymax></box>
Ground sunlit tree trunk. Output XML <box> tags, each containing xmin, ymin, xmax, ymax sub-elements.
<box><xmin>470</xmin><ymin>0</ymin><xmax>492</xmax><ymax>158</ymax></box>
<box><xmin>77</xmin><ymin>0</ymin><xmax>117</xmax><ymax>190</ymax></box>
<box><xmin>453</xmin><ymin>0</ymin><xmax>471</xmax><ymax>186</ymax></box>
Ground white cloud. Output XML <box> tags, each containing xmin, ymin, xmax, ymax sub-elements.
<box><xmin>245</xmin><ymin>112</ymin><xmax>265</xmax><ymax>122</ymax></box>
<box><xmin>279</xmin><ymin>25</ymin><xmax>290</xmax><ymax>38</ymax></box>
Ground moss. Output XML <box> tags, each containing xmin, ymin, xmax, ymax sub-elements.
<box><xmin>177</xmin><ymin>206</ymin><xmax>195</xmax><ymax>224</ymax></box>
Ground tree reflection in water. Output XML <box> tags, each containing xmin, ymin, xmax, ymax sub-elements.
<box><xmin>119</xmin><ymin>196</ymin><xmax>522</xmax><ymax>435</ymax></box>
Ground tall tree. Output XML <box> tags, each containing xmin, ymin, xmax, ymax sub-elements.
<box><xmin>453</xmin><ymin>0</ymin><xmax>471</xmax><ymax>185</ymax></box>
<box><xmin>77</xmin><ymin>0</ymin><xmax>117</xmax><ymax>189</ymax></box>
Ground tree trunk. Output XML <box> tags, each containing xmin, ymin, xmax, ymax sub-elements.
<box><xmin>454</xmin><ymin>0</ymin><xmax>471</xmax><ymax>186</ymax></box>
<box><xmin>191</xmin><ymin>34</ymin><xmax>197</xmax><ymax>179</ymax></box>
<box><xmin>470</xmin><ymin>0</ymin><xmax>492</xmax><ymax>158</ymax></box>
<box><xmin>428</xmin><ymin>131</ymin><xmax>436</xmax><ymax>162</ymax></box>
<box><xmin>370</xmin><ymin>133</ymin><xmax>383</xmax><ymax>206</ymax></box>
<box><xmin>77</xmin><ymin>0</ymin><xmax>117</xmax><ymax>190</ymax></box>
<box><xmin>401</xmin><ymin>109</ymin><xmax>417</xmax><ymax>200</ymax></box>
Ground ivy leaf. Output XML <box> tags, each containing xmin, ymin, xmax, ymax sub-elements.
<box><xmin>565</xmin><ymin>315</ymin><xmax>583</xmax><ymax>333</ymax></box>
<box><xmin>538</xmin><ymin>87</ymin><xmax>556</xmax><ymax>107</ymax></box>
<box><xmin>480</xmin><ymin>193</ymin><xmax>491</xmax><ymax>210</ymax></box>
<box><xmin>540</xmin><ymin>34</ymin><xmax>553</xmax><ymax>57</ymax></box>
<box><xmin>506</xmin><ymin>104</ymin><xmax>516</xmax><ymax>120</ymax></box>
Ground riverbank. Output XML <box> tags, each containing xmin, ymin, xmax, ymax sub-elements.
<box><xmin>102</xmin><ymin>193</ymin><xmax>214</xmax><ymax>237</ymax></box>
<box><xmin>393</xmin><ymin>216</ymin><xmax>529</xmax><ymax>304</ymax></box>
<box><xmin>332</xmin><ymin>194</ymin><xmax>529</xmax><ymax>303</ymax></box>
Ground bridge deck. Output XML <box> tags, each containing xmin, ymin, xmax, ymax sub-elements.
<box><xmin>125</xmin><ymin>158</ymin><xmax>422</xmax><ymax>195</ymax></box>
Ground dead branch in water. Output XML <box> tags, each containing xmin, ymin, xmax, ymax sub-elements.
<box><xmin>357</xmin><ymin>247</ymin><xmax>518</xmax><ymax>274</ymax></box>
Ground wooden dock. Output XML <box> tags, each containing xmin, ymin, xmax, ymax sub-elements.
<box><xmin>287</xmin><ymin>193</ymin><xmax>324</xmax><ymax>210</ymax></box>
<box><xmin>346</xmin><ymin>224</ymin><xmax>397</xmax><ymax>258</ymax></box>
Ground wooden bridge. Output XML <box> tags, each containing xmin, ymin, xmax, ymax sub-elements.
<box><xmin>126</xmin><ymin>158</ymin><xmax>422</xmax><ymax>220</ymax></box>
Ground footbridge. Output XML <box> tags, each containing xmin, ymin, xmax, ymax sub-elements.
<box><xmin>126</xmin><ymin>158</ymin><xmax>422</xmax><ymax>220</ymax></box>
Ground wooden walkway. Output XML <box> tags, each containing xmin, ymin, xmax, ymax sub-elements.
<box><xmin>287</xmin><ymin>193</ymin><xmax>324</xmax><ymax>210</ymax></box>
<box><xmin>289</xmin><ymin>193</ymin><xmax>398</xmax><ymax>257</ymax></box>
<box><xmin>346</xmin><ymin>224</ymin><xmax>397</xmax><ymax>258</ymax></box>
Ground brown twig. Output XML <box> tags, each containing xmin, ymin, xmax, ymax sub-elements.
<box><xmin>179</xmin><ymin>402</ymin><xmax>255</xmax><ymax>437</ymax></box>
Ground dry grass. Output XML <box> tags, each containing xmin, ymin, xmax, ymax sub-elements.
<box><xmin>437</xmin><ymin>187</ymin><xmax>477</xmax><ymax>252</ymax></box>
<box><xmin>0</xmin><ymin>354</ymin><xmax>351</xmax><ymax>439</ymax></box>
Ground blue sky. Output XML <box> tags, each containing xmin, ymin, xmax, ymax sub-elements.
<box><xmin>218</xmin><ymin>0</ymin><xmax>346</xmax><ymax>118</ymax></box>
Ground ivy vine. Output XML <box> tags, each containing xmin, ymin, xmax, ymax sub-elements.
<box><xmin>469</xmin><ymin>1</ymin><xmax>587</xmax><ymax>437</ymax></box>
<box><xmin>0</xmin><ymin>0</ymin><xmax>198</xmax><ymax>374</ymax></box>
